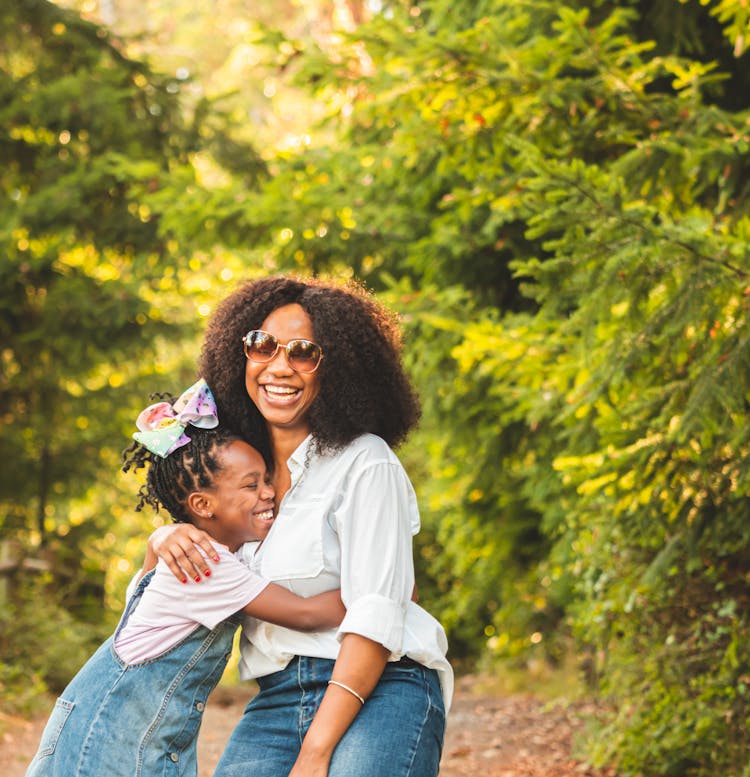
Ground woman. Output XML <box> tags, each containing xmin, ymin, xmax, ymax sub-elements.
<box><xmin>149</xmin><ymin>276</ymin><xmax>451</xmax><ymax>777</ymax></box>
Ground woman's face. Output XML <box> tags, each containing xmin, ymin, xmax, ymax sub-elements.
<box><xmin>244</xmin><ymin>303</ymin><xmax>321</xmax><ymax>437</ymax></box>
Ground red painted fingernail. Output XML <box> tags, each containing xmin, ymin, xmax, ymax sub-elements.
<box><xmin>181</xmin><ymin>578</ymin><xmax>188</xmax><ymax>584</ymax></box>
<box><xmin>194</xmin><ymin>575</ymin><xmax>201</xmax><ymax>582</ymax></box>
<box><xmin>204</xmin><ymin>570</ymin><xmax>211</xmax><ymax>577</ymax></box>
<box><xmin>213</xmin><ymin>556</ymin><xmax>220</xmax><ymax>562</ymax></box>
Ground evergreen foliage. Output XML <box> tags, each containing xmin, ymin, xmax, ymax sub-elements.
<box><xmin>0</xmin><ymin>0</ymin><xmax>268</xmax><ymax>705</ymax></box>
<box><xmin>202</xmin><ymin>0</ymin><xmax>749</xmax><ymax>773</ymax></box>
<box><xmin>0</xmin><ymin>0</ymin><xmax>242</xmax><ymax>549</ymax></box>
<box><xmin>0</xmin><ymin>0</ymin><xmax>232</xmax><ymax>680</ymax></box>
<box><xmin>3</xmin><ymin>0</ymin><xmax>750</xmax><ymax>772</ymax></box>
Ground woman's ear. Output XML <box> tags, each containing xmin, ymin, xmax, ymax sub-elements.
<box><xmin>187</xmin><ymin>491</ymin><xmax>214</xmax><ymax>522</ymax></box>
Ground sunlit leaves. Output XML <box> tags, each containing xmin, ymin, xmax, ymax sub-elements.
<box><xmin>0</xmin><ymin>0</ymin><xmax>203</xmax><ymax>554</ymax></box>
<box><xmin>268</xmin><ymin>2</ymin><xmax>750</xmax><ymax>773</ymax></box>
<box><xmin>691</xmin><ymin>0</ymin><xmax>750</xmax><ymax>55</ymax></box>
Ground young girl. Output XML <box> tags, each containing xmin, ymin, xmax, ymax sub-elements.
<box><xmin>25</xmin><ymin>379</ymin><xmax>345</xmax><ymax>777</ymax></box>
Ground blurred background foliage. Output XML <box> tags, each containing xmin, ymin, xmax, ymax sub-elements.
<box><xmin>2</xmin><ymin>0</ymin><xmax>750</xmax><ymax>773</ymax></box>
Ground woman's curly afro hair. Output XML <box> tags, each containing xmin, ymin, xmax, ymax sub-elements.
<box><xmin>199</xmin><ymin>275</ymin><xmax>421</xmax><ymax>456</ymax></box>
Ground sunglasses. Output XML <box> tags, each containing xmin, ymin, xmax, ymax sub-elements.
<box><xmin>242</xmin><ymin>330</ymin><xmax>324</xmax><ymax>373</ymax></box>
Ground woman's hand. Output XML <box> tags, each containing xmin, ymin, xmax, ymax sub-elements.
<box><xmin>148</xmin><ymin>523</ymin><xmax>219</xmax><ymax>583</ymax></box>
<box><xmin>287</xmin><ymin>749</ymin><xmax>331</xmax><ymax>777</ymax></box>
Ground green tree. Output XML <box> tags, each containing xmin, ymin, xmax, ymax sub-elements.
<box><xmin>173</xmin><ymin>0</ymin><xmax>750</xmax><ymax>772</ymax></box>
<box><xmin>1</xmin><ymin>0</ymin><xmax>191</xmax><ymax>550</ymax></box>
<box><xmin>0</xmin><ymin>0</ymin><xmax>268</xmax><ymax>707</ymax></box>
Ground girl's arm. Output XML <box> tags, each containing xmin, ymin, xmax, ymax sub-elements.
<box><xmin>144</xmin><ymin>523</ymin><xmax>219</xmax><ymax>583</ymax></box>
<box><xmin>134</xmin><ymin>541</ymin><xmax>159</xmax><ymax>584</ymax></box>
<box><xmin>289</xmin><ymin>634</ymin><xmax>389</xmax><ymax>777</ymax></box>
<box><xmin>143</xmin><ymin>525</ymin><xmax>345</xmax><ymax>630</ymax></box>
<box><xmin>245</xmin><ymin>585</ymin><xmax>345</xmax><ymax>631</ymax></box>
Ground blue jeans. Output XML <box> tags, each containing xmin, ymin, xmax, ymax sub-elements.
<box><xmin>214</xmin><ymin>656</ymin><xmax>446</xmax><ymax>777</ymax></box>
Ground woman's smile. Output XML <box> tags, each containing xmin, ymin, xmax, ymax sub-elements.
<box><xmin>260</xmin><ymin>383</ymin><xmax>303</xmax><ymax>403</ymax></box>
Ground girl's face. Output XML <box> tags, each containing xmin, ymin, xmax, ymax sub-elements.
<box><xmin>203</xmin><ymin>440</ymin><xmax>275</xmax><ymax>552</ymax></box>
<box><xmin>244</xmin><ymin>303</ymin><xmax>321</xmax><ymax>439</ymax></box>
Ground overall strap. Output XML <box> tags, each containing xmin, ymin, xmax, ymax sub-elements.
<box><xmin>114</xmin><ymin>568</ymin><xmax>157</xmax><ymax>637</ymax></box>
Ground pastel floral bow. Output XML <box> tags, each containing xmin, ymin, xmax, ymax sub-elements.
<box><xmin>133</xmin><ymin>378</ymin><xmax>219</xmax><ymax>458</ymax></box>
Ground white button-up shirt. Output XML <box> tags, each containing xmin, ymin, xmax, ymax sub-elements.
<box><xmin>238</xmin><ymin>433</ymin><xmax>453</xmax><ymax>708</ymax></box>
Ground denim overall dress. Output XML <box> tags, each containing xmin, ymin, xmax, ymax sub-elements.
<box><xmin>25</xmin><ymin>570</ymin><xmax>240</xmax><ymax>777</ymax></box>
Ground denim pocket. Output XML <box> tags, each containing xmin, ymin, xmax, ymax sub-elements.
<box><xmin>36</xmin><ymin>697</ymin><xmax>75</xmax><ymax>758</ymax></box>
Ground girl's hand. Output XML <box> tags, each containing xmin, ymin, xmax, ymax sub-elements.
<box><xmin>149</xmin><ymin>523</ymin><xmax>218</xmax><ymax>583</ymax></box>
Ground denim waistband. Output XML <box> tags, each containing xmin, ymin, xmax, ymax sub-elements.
<box><xmin>393</xmin><ymin>656</ymin><xmax>421</xmax><ymax>668</ymax></box>
<box><xmin>259</xmin><ymin>654</ymin><xmax>425</xmax><ymax>690</ymax></box>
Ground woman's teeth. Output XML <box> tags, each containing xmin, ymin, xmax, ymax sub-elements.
<box><xmin>265</xmin><ymin>386</ymin><xmax>298</xmax><ymax>396</ymax></box>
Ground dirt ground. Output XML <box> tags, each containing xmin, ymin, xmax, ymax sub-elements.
<box><xmin>1</xmin><ymin>674</ymin><xmax>610</xmax><ymax>776</ymax></box>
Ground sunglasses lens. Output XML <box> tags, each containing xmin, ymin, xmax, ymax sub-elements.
<box><xmin>243</xmin><ymin>331</ymin><xmax>322</xmax><ymax>372</ymax></box>
<box><xmin>245</xmin><ymin>331</ymin><xmax>278</xmax><ymax>361</ymax></box>
<box><xmin>287</xmin><ymin>340</ymin><xmax>322</xmax><ymax>372</ymax></box>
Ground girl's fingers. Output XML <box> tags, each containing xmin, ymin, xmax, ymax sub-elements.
<box><xmin>170</xmin><ymin>542</ymin><xmax>206</xmax><ymax>582</ymax></box>
<box><xmin>150</xmin><ymin>524</ymin><xmax>219</xmax><ymax>582</ymax></box>
<box><xmin>198</xmin><ymin>536</ymin><xmax>221</xmax><ymax>563</ymax></box>
<box><xmin>163</xmin><ymin>553</ymin><xmax>193</xmax><ymax>584</ymax></box>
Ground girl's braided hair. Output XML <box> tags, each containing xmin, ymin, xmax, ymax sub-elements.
<box><xmin>122</xmin><ymin>394</ymin><xmax>242</xmax><ymax>523</ymax></box>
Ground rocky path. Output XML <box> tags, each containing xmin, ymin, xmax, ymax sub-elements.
<box><xmin>1</xmin><ymin>674</ymin><xmax>609</xmax><ymax>776</ymax></box>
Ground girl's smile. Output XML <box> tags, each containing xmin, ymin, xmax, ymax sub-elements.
<box><xmin>250</xmin><ymin>505</ymin><xmax>275</xmax><ymax>536</ymax></box>
<box><xmin>200</xmin><ymin>440</ymin><xmax>276</xmax><ymax>552</ymax></box>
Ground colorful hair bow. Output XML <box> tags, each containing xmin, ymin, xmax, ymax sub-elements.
<box><xmin>133</xmin><ymin>378</ymin><xmax>219</xmax><ymax>458</ymax></box>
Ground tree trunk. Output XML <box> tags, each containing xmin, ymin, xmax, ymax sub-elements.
<box><xmin>37</xmin><ymin>442</ymin><xmax>51</xmax><ymax>546</ymax></box>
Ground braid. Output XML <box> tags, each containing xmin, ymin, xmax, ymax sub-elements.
<box><xmin>122</xmin><ymin>423</ymin><xmax>241</xmax><ymax>523</ymax></box>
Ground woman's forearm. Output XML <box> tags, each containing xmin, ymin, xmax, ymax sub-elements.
<box><xmin>289</xmin><ymin>633</ymin><xmax>389</xmax><ymax>775</ymax></box>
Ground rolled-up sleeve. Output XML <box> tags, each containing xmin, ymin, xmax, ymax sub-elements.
<box><xmin>334</xmin><ymin>460</ymin><xmax>418</xmax><ymax>654</ymax></box>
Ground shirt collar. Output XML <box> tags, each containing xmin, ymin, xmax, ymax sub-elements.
<box><xmin>287</xmin><ymin>434</ymin><xmax>313</xmax><ymax>487</ymax></box>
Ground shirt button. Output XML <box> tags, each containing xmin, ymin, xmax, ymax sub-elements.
<box><xmin>196</xmin><ymin>701</ymin><xmax>205</xmax><ymax>712</ymax></box>
<box><xmin>170</xmin><ymin>753</ymin><xmax>179</xmax><ymax>762</ymax></box>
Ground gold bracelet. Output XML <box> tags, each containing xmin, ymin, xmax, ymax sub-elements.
<box><xmin>327</xmin><ymin>679</ymin><xmax>365</xmax><ymax>706</ymax></box>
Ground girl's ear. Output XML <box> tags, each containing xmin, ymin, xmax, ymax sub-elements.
<box><xmin>187</xmin><ymin>491</ymin><xmax>214</xmax><ymax>521</ymax></box>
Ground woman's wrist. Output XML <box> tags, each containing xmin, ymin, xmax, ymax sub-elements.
<box><xmin>328</xmin><ymin>679</ymin><xmax>365</xmax><ymax>705</ymax></box>
<box><xmin>142</xmin><ymin>545</ymin><xmax>158</xmax><ymax>573</ymax></box>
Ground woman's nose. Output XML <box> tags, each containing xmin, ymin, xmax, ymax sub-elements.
<box><xmin>265</xmin><ymin>346</ymin><xmax>294</xmax><ymax>374</ymax></box>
